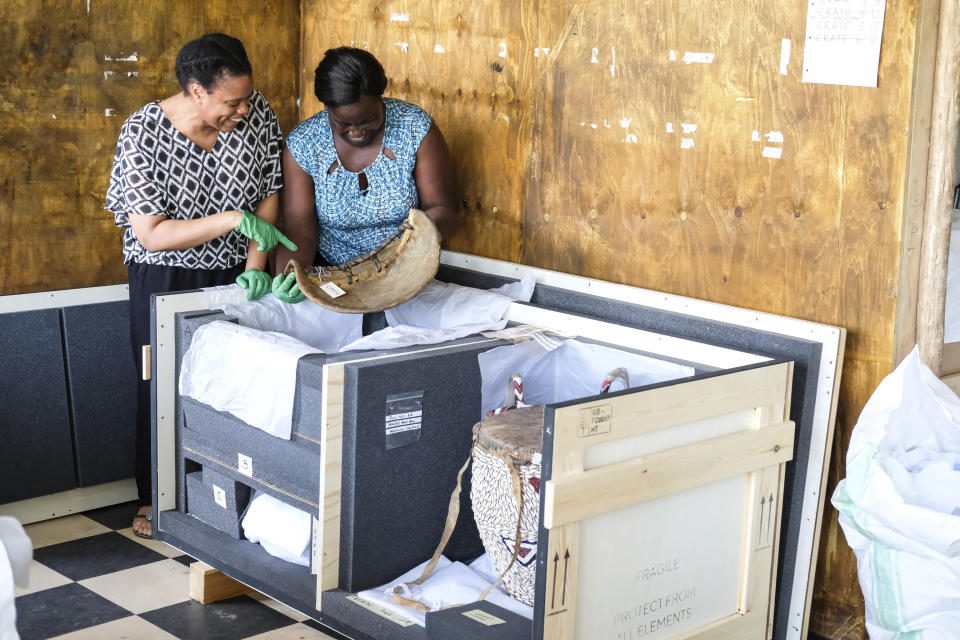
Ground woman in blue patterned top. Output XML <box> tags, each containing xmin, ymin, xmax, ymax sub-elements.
<box><xmin>274</xmin><ymin>47</ymin><xmax>456</xmax><ymax>302</ymax></box>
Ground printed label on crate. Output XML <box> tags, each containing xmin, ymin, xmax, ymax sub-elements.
<box><xmin>311</xmin><ymin>516</ymin><xmax>321</xmax><ymax>575</ymax></box>
<box><xmin>578</xmin><ymin>404</ymin><xmax>613</xmax><ymax>437</ymax></box>
<box><xmin>212</xmin><ymin>484</ymin><xmax>227</xmax><ymax>509</ymax></box>
<box><xmin>346</xmin><ymin>595</ymin><xmax>415</xmax><ymax>626</ymax></box>
<box><xmin>237</xmin><ymin>453</ymin><xmax>253</xmax><ymax>477</ymax></box>
<box><xmin>462</xmin><ymin>609</ymin><xmax>506</xmax><ymax>626</ymax></box>
<box><xmin>385</xmin><ymin>391</ymin><xmax>423</xmax><ymax>450</ymax></box>
<box><xmin>320</xmin><ymin>282</ymin><xmax>346</xmax><ymax>298</ymax></box>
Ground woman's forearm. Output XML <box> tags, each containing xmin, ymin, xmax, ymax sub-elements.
<box><xmin>244</xmin><ymin>192</ymin><xmax>280</xmax><ymax>271</ymax></box>
<box><xmin>129</xmin><ymin>210</ymin><xmax>243</xmax><ymax>253</ymax></box>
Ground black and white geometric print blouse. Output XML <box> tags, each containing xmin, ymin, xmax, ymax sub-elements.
<box><xmin>105</xmin><ymin>90</ymin><xmax>283</xmax><ymax>269</ymax></box>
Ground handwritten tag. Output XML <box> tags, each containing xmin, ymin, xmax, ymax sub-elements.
<box><xmin>346</xmin><ymin>595</ymin><xmax>414</xmax><ymax>626</ymax></box>
<box><xmin>462</xmin><ymin>609</ymin><xmax>506</xmax><ymax>626</ymax></box>
<box><xmin>320</xmin><ymin>282</ymin><xmax>346</xmax><ymax>298</ymax></box>
<box><xmin>212</xmin><ymin>485</ymin><xmax>227</xmax><ymax>508</ymax></box>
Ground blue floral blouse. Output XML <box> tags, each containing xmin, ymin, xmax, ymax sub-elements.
<box><xmin>286</xmin><ymin>98</ymin><xmax>433</xmax><ymax>264</ymax></box>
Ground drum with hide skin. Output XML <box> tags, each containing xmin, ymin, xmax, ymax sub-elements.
<box><xmin>470</xmin><ymin>404</ymin><xmax>544</xmax><ymax>606</ymax></box>
<box><xmin>469</xmin><ymin>367</ymin><xmax>628</xmax><ymax>605</ymax></box>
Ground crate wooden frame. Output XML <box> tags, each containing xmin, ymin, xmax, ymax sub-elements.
<box><xmin>540</xmin><ymin>361</ymin><xmax>794</xmax><ymax>639</ymax></box>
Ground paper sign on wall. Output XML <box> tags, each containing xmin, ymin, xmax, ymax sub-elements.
<box><xmin>801</xmin><ymin>0</ymin><xmax>886</xmax><ymax>87</ymax></box>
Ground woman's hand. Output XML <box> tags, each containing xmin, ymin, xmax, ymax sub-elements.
<box><xmin>236</xmin><ymin>269</ymin><xmax>272</xmax><ymax>301</ymax></box>
<box><xmin>272</xmin><ymin>272</ymin><xmax>306</xmax><ymax>303</ymax></box>
<box><xmin>235</xmin><ymin>210</ymin><xmax>297</xmax><ymax>253</ymax></box>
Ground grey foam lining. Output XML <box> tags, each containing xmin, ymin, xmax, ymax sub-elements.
<box><xmin>338</xmin><ymin>341</ymin><xmax>504</xmax><ymax>592</ymax></box>
<box><xmin>186</xmin><ymin>471</ymin><xmax>247</xmax><ymax>539</ymax></box>
<box><xmin>426</xmin><ymin>601</ymin><xmax>531</xmax><ymax>639</ymax></box>
<box><xmin>181</xmin><ymin>397</ymin><xmax>322</xmax><ymax>503</ymax></box>
<box><xmin>180</xmin><ymin>422</ymin><xmax>317</xmax><ymax>513</ymax></box>
<box><xmin>158</xmin><ymin>510</ymin><xmax>318</xmax><ymax>616</ymax></box>
<box><xmin>320</xmin><ymin>591</ymin><xmax>426</xmax><ymax>640</ymax></box>
<box><xmin>186</xmin><ymin>463</ymin><xmax>252</xmax><ymax>539</ymax></box>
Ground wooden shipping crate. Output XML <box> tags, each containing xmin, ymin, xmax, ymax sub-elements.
<box><xmin>150</xmin><ymin>252</ymin><xmax>844</xmax><ymax>640</ymax></box>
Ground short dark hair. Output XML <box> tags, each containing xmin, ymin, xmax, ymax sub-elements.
<box><xmin>175</xmin><ymin>33</ymin><xmax>252</xmax><ymax>92</ymax></box>
<box><xmin>313</xmin><ymin>47</ymin><xmax>387</xmax><ymax>107</ymax></box>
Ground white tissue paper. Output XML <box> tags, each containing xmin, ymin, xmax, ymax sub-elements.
<box><xmin>204</xmin><ymin>284</ymin><xmax>362</xmax><ymax>352</ymax></box>
<box><xmin>478</xmin><ymin>339</ymin><xmax>695</xmax><ymax>416</ymax></box>
<box><xmin>944</xmin><ymin>216</ymin><xmax>960</xmax><ymax>343</ymax></box>
<box><xmin>0</xmin><ymin>516</ymin><xmax>30</xmax><ymax>640</ymax></box>
<box><xmin>0</xmin><ymin>541</ymin><xmax>14</xmax><ymax>640</ymax></box>
<box><xmin>242</xmin><ymin>492</ymin><xmax>312</xmax><ymax>567</ymax></box>
<box><xmin>179</xmin><ymin>321</ymin><xmax>320</xmax><ymax>439</ymax></box>
<box><xmin>342</xmin><ymin>278</ymin><xmax>535</xmax><ymax>351</ymax></box>
<box><xmin>355</xmin><ymin>554</ymin><xmax>533</xmax><ymax>627</ymax></box>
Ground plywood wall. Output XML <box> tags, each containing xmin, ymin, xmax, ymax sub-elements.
<box><xmin>0</xmin><ymin>0</ymin><xmax>300</xmax><ymax>296</ymax></box>
<box><xmin>301</xmin><ymin>1</ymin><xmax>925</xmax><ymax>636</ymax></box>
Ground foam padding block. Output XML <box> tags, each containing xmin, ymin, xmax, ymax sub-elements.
<box><xmin>339</xmin><ymin>342</ymin><xmax>495</xmax><ymax>592</ymax></box>
<box><xmin>185</xmin><ymin>467</ymin><xmax>251</xmax><ymax>539</ymax></box>
<box><xmin>425</xmin><ymin>601</ymin><xmax>531</xmax><ymax>639</ymax></box>
<box><xmin>159</xmin><ymin>509</ymin><xmax>317</xmax><ymax>615</ymax></box>
<box><xmin>61</xmin><ymin>301</ymin><xmax>137</xmax><ymax>487</ymax></box>
<box><xmin>181</xmin><ymin>399</ymin><xmax>320</xmax><ymax>511</ymax></box>
<box><xmin>0</xmin><ymin>309</ymin><xmax>76</xmax><ymax>503</ymax></box>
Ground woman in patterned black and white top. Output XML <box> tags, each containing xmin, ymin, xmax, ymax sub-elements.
<box><xmin>106</xmin><ymin>33</ymin><xmax>293</xmax><ymax>538</ymax></box>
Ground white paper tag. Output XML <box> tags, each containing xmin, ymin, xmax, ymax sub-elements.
<box><xmin>463</xmin><ymin>609</ymin><xmax>506</xmax><ymax>626</ymax></box>
<box><xmin>320</xmin><ymin>281</ymin><xmax>346</xmax><ymax>298</ymax></box>
<box><xmin>347</xmin><ymin>595</ymin><xmax>415</xmax><ymax>626</ymax></box>
<box><xmin>212</xmin><ymin>484</ymin><xmax>227</xmax><ymax>508</ymax></box>
<box><xmin>237</xmin><ymin>453</ymin><xmax>253</xmax><ymax>477</ymax></box>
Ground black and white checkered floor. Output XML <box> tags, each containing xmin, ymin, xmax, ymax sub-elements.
<box><xmin>13</xmin><ymin>501</ymin><xmax>342</xmax><ymax>640</ymax></box>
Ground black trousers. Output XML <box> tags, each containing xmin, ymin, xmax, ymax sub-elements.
<box><xmin>128</xmin><ymin>261</ymin><xmax>244</xmax><ymax>506</ymax></box>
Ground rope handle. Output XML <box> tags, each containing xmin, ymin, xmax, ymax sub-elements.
<box><xmin>391</xmin><ymin>436</ymin><xmax>529</xmax><ymax>612</ymax></box>
<box><xmin>600</xmin><ymin>367</ymin><xmax>630</xmax><ymax>394</ymax></box>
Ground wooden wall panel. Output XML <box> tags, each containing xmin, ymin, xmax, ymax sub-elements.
<box><xmin>301</xmin><ymin>2</ymin><xmax>924</xmax><ymax>637</ymax></box>
<box><xmin>0</xmin><ymin>0</ymin><xmax>300</xmax><ymax>295</ymax></box>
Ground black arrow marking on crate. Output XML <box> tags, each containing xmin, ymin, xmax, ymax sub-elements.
<box><xmin>759</xmin><ymin>496</ymin><xmax>766</xmax><ymax>544</ymax></box>
<box><xmin>561</xmin><ymin>550</ymin><xmax>570</xmax><ymax>606</ymax></box>
<box><xmin>767</xmin><ymin>493</ymin><xmax>774</xmax><ymax>538</ymax></box>
<box><xmin>551</xmin><ymin>552</ymin><xmax>559</xmax><ymax>608</ymax></box>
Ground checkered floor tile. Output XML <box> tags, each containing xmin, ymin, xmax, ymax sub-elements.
<box><xmin>13</xmin><ymin>502</ymin><xmax>342</xmax><ymax>640</ymax></box>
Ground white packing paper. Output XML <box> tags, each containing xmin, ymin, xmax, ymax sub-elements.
<box><xmin>179</xmin><ymin>321</ymin><xmax>320</xmax><ymax>439</ymax></box>
<box><xmin>0</xmin><ymin>517</ymin><xmax>30</xmax><ymax>640</ymax></box>
<box><xmin>242</xmin><ymin>492</ymin><xmax>313</xmax><ymax>567</ymax></box>
<box><xmin>0</xmin><ymin>541</ymin><xmax>14</xmax><ymax>640</ymax></box>
<box><xmin>342</xmin><ymin>278</ymin><xmax>535</xmax><ymax>352</ymax></box>
<box><xmin>478</xmin><ymin>339</ymin><xmax>695</xmax><ymax>416</ymax></box>
<box><xmin>204</xmin><ymin>284</ymin><xmax>363</xmax><ymax>352</ymax></box>
<box><xmin>944</xmin><ymin>215</ymin><xmax>960</xmax><ymax>343</ymax></box>
<box><xmin>356</xmin><ymin>555</ymin><xmax>533</xmax><ymax>627</ymax></box>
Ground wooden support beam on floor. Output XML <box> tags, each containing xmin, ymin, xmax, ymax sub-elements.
<box><xmin>189</xmin><ymin>561</ymin><xmax>252</xmax><ymax>604</ymax></box>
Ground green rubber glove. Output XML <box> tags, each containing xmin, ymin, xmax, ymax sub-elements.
<box><xmin>235</xmin><ymin>269</ymin><xmax>272</xmax><ymax>301</ymax></box>
<box><xmin>235</xmin><ymin>210</ymin><xmax>297</xmax><ymax>253</ymax></box>
<box><xmin>272</xmin><ymin>272</ymin><xmax>306</xmax><ymax>304</ymax></box>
